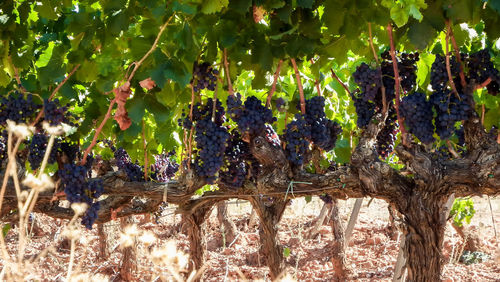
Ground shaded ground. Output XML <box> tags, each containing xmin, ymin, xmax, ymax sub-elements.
<box><xmin>1</xmin><ymin>197</ymin><xmax>499</xmax><ymax>281</ymax></box>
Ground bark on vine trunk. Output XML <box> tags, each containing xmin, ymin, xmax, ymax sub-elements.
<box><xmin>399</xmin><ymin>195</ymin><xmax>448</xmax><ymax>282</ymax></box>
<box><xmin>182</xmin><ymin>203</ymin><xmax>214</xmax><ymax>276</ymax></box>
<box><xmin>249</xmin><ymin>197</ymin><xmax>288</xmax><ymax>280</ymax></box>
<box><xmin>216</xmin><ymin>201</ymin><xmax>237</xmax><ymax>247</ymax></box>
<box><xmin>119</xmin><ymin>217</ymin><xmax>137</xmax><ymax>281</ymax></box>
<box><xmin>330</xmin><ymin>198</ymin><xmax>347</xmax><ymax>279</ymax></box>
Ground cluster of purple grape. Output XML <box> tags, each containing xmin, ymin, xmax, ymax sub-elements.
<box><xmin>430</xmin><ymin>54</ymin><xmax>461</xmax><ymax>92</ymax></box>
<box><xmin>398</xmin><ymin>52</ymin><xmax>419</xmax><ymax>91</ymax></box>
<box><xmin>220</xmin><ymin>132</ymin><xmax>251</xmax><ymax>188</ymax></box>
<box><xmin>59</xmin><ymin>163</ymin><xmax>103</xmax><ymax>229</ymax></box>
<box><xmin>178</xmin><ymin>98</ymin><xmax>225</xmax><ymax>130</ymax></box>
<box><xmin>192</xmin><ymin>62</ymin><xmax>219</xmax><ymax>92</ymax></box>
<box><xmin>43</xmin><ymin>99</ymin><xmax>77</xmax><ymax>126</ymax></box>
<box><xmin>430</xmin><ymin>89</ymin><xmax>471</xmax><ymax>139</ymax></box>
<box><xmin>400</xmin><ymin>92</ymin><xmax>435</xmax><ymax>144</ymax></box>
<box><xmin>227</xmin><ymin>94</ymin><xmax>276</xmax><ymax>136</ymax></box>
<box><xmin>114</xmin><ymin>147</ymin><xmax>144</xmax><ymax>182</ymax></box>
<box><xmin>467</xmin><ymin>49</ymin><xmax>499</xmax><ymax>95</ymax></box>
<box><xmin>376</xmin><ymin>108</ymin><xmax>399</xmax><ymax>158</ymax></box>
<box><xmin>283</xmin><ymin>114</ymin><xmax>311</xmax><ymax>166</ymax></box>
<box><xmin>0</xmin><ymin>93</ymin><xmax>40</xmax><ymax>125</ymax></box>
<box><xmin>150</xmin><ymin>151</ymin><xmax>179</xmax><ymax>182</ymax></box>
<box><xmin>303</xmin><ymin>97</ymin><xmax>342</xmax><ymax>151</ymax></box>
<box><xmin>353</xmin><ymin>63</ymin><xmax>382</xmax><ymax>101</ymax></box>
<box><xmin>351</xmin><ymin>93</ymin><xmax>376</xmax><ymax>128</ymax></box>
<box><xmin>192</xmin><ymin>118</ymin><xmax>230</xmax><ymax>183</ymax></box>
<box><xmin>28</xmin><ymin>133</ymin><xmax>59</xmax><ymax>170</ymax></box>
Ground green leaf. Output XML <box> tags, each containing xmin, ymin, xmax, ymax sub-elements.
<box><xmin>283</xmin><ymin>247</ymin><xmax>291</xmax><ymax>257</ymax></box>
<box><xmin>35</xmin><ymin>42</ymin><xmax>55</xmax><ymax>68</ymax></box>
<box><xmin>2</xmin><ymin>223</ymin><xmax>11</xmax><ymax>237</ymax></box>
<box><xmin>408</xmin><ymin>20</ymin><xmax>436</xmax><ymax>50</ymax></box>
<box><xmin>35</xmin><ymin>0</ymin><xmax>59</xmax><ymax>20</ymax></box>
<box><xmin>391</xmin><ymin>5</ymin><xmax>410</xmax><ymax>27</ymax></box>
<box><xmin>201</xmin><ymin>0</ymin><xmax>229</xmax><ymax>14</ymax></box>
<box><xmin>323</xmin><ymin>2</ymin><xmax>345</xmax><ymax>34</ymax></box>
<box><xmin>229</xmin><ymin>0</ymin><xmax>252</xmax><ymax>14</ymax></box>
<box><xmin>172</xmin><ymin>1</ymin><xmax>197</xmax><ymax>14</ymax></box>
<box><xmin>128</xmin><ymin>95</ymin><xmax>146</xmax><ymax>123</ymax></box>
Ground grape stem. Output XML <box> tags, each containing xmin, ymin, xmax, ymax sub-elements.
<box><xmin>475</xmin><ymin>77</ymin><xmax>492</xmax><ymax>90</ymax></box>
<box><xmin>387</xmin><ymin>23</ymin><xmax>407</xmax><ymax>146</ymax></box>
<box><xmin>81</xmin><ymin>99</ymin><xmax>117</xmax><ymax>166</ymax></box>
<box><xmin>142</xmin><ymin>120</ymin><xmax>149</xmax><ymax>181</ymax></box>
<box><xmin>330</xmin><ymin>69</ymin><xmax>350</xmax><ymax>95</ymax></box>
<box><xmin>368</xmin><ymin>23</ymin><xmax>379</xmax><ymax>65</ymax></box>
<box><xmin>444</xmin><ymin>27</ymin><xmax>461</xmax><ymax>99</ymax></box>
<box><xmin>291</xmin><ymin>58</ymin><xmax>306</xmax><ymax>114</ymax></box>
<box><xmin>127</xmin><ymin>14</ymin><xmax>174</xmax><ymax>82</ymax></box>
<box><xmin>266</xmin><ymin>60</ymin><xmax>283</xmax><ymax>107</ymax></box>
<box><xmin>369</xmin><ymin>23</ymin><xmax>387</xmax><ymax>114</ymax></box>
<box><xmin>447</xmin><ymin>20</ymin><xmax>467</xmax><ymax>88</ymax></box>
<box><xmin>223</xmin><ymin>48</ymin><xmax>234</xmax><ymax>96</ymax></box>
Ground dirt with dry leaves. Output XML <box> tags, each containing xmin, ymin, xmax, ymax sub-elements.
<box><xmin>1</xmin><ymin>197</ymin><xmax>499</xmax><ymax>281</ymax></box>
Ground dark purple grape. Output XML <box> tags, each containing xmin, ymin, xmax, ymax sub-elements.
<box><xmin>0</xmin><ymin>92</ymin><xmax>40</xmax><ymax>125</ymax></box>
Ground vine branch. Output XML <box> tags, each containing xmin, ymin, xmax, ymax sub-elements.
<box><xmin>81</xmin><ymin>99</ymin><xmax>117</xmax><ymax>165</ymax></box>
<box><xmin>266</xmin><ymin>60</ymin><xmax>283</xmax><ymax>107</ymax></box>
<box><xmin>387</xmin><ymin>23</ymin><xmax>407</xmax><ymax>145</ymax></box>
<box><xmin>446</xmin><ymin>20</ymin><xmax>466</xmax><ymax>88</ymax></box>
<box><xmin>330</xmin><ymin>69</ymin><xmax>350</xmax><ymax>95</ymax></box>
<box><xmin>291</xmin><ymin>58</ymin><xmax>306</xmax><ymax>114</ymax></box>
<box><xmin>445</xmin><ymin>27</ymin><xmax>460</xmax><ymax>98</ymax></box>
<box><xmin>127</xmin><ymin>14</ymin><xmax>174</xmax><ymax>82</ymax></box>
<box><xmin>369</xmin><ymin>23</ymin><xmax>387</xmax><ymax>114</ymax></box>
<box><xmin>142</xmin><ymin>120</ymin><xmax>149</xmax><ymax>181</ymax></box>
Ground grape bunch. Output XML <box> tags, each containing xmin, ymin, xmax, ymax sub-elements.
<box><xmin>351</xmin><ymin>93</ymin><xmax>376</xmax><ymax>128</ymax></box>
<box><xmin>0</xmin><ymin>133</ymin><xmax>6</xmax><ymax>162</ymax></box>
<box><xmin>28</xmin><ymin>133</ymin><xmax>59</xmax><ymax>170</ymax></box>
<box><xmin>430</xmin><ymin>90</ymin><xmax>471</xmax><ymax>139</ymax></box>
<box><xmin>467</xmin><ymin>49</ymin><xmax>500</xmax><ymax>95</ymax></box>
<box><xmin>150</xmin><ymin>151</ymin><xmax>179</xmax><ymax>182</ymax></box>
<box><xmin>43</xmin><ymin>99</ymin><xmax>77</xmax><ymax>126</ymax></box>
<box><xmin>220</xmin><ymin>132</ymin><xmax>252</xmax><ymax>188</ymax></box>
<box><xmin>0</xmin><ymin>93</ymin><xmax>40</xmax><ymax>125</ymax></box>
<box><xmin>227</xmin><ymin>94</ymin><xmax>276</xmax><ymax>136</ymax></box>
<box><xmin>353</xmin><ymin>63</ymin><xmax>382</xmax><ymax>101</ymax></box>
<box><xmin>303</xmin><ymin>96</ymin><xmax>342</xmax><ymax>151</ymax></box>
<box><xmin>178</xmin><ymin>98</ymin><xmax>225</xmax><ymax>130</ymax></box>
<box><xmin>59</xmin><ymin>164</ymin><xmax>103</xmax><ymax>229</ymax></box>
<box><xmin>114</xmin><ymin>147</ymin><xmax>144</xmax><ymax>182</ymax></box>
<box><xmin>376</xmin><ymin>108</ymin><xmax>398</xmax><ymax>158</ymax></box>
<box><xmin>398</xmin><ymin>52</ymin><xmax>419</xmax><ymax>92</ymax></box>
<box><xmin>283</xmin><ymin>114</ymin><xmax>311</xmax><ymax>166</ymax></box>
<box><xmin>430</xmin><ymin>54</ymin><xmax>461</xmax><ymax>92</ymax></box>
<box><xmin>400</xmin><ymin>92</ymin><xmax>435</xmax><ymax>144</ymax></box>
<box><xmin>192</xmin><ymin>62</ymin><xmax>219</xmax><ymax>92</ymax></box>
<box><xmin>193</xmin><ymin>118</ymin><xmax>230</xmax><ymax>183</ymax></box>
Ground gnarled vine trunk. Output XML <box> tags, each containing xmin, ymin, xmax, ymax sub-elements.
<box><xmin>399</xmin><ymin>193</ymin><xmax>448</xmax><ymax>282</ymax></box>
<box><xmin>330</xmin><ymin>199</ymin><xmax>347</xmax><ymax>279</ymax></box>
<box><xmin>249</xmin><ymin>197</ymin><xmax>288</xmax><ymax>280</ymax></box>
<box><xmin>182</xmin><ymin>203</ymin><xmax>214</xmax><ymax>275</ymax></box>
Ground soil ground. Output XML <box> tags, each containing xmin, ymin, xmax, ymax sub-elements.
<box><xmin>2</xmin><ymin>196</ymin><xmax>500</xmax><ymax>281</ymax></box>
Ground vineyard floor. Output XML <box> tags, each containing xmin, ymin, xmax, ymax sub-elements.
<box><xmin>3</xmin><ymin>197</ymin><xmax>500</xmax><ymax>281</ymax></box>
